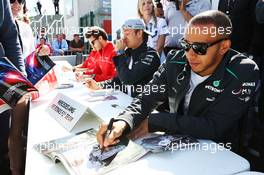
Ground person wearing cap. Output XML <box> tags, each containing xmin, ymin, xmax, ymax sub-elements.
<box><xmin>85</xmin><ymin>18</ymin><xmax>160</xmax><ymax>97</ymax></box>
<box><xmin>66</xmin><ymin>26</ymin><xmax>117</xmax><ymax>82</ymax></box>
<box><xmin>96</xmin><ymin>11</ymin><xmax>259</xmax><ymax>152</ymax></box>
<box><xmin>69</xmin><ymin>34</ymin><xmax>84</xmax><ymax>55</ymax></box>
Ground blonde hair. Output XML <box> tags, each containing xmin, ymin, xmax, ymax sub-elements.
<box><xmin>137</xmin><ymin>0</ymin><xmax>157</xmax><ymax>27</ymax></box>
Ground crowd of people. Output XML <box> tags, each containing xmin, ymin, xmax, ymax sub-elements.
<box><xmin>35</xmin><ymin>30</ymin><xmax>87</xmax><ymax>57</ymax></box>
<box><xmin>0</xmin><ymin>0</ymin><xmax>264</xmax><ymax>175</ymax></box>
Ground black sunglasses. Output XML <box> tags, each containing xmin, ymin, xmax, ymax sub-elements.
<box><xmin>10</xmin><ymin>0</ymin><xmax>25</xmax><ymax>4</ymax></box>
<box><xmin>179</xmin><ymin>38</ymin><xmax>227</xmax><ymax>55</ymax></box>
<box><xmin>90</xmin><ymin>38</ymin><xmax>98</xmax><ymax>45</ymax></box>
<box><xmin>85</xmin><ymin>29</ymin><xmax>100</xmax><ymax>39</ymax></box>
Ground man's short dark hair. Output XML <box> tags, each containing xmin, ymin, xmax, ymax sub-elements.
<box><xmin>189</xmin><ymin>10</ymin><xmax>233</xmax><ymax>38</ymax></box>
<box><xmin>40</xmin><ymin>37</ymin><xmax>46</xmax><ymax>42</ymax></box>
<box><xmin>85</xmin><ymin>26</ymin><xmax>108</xmax><ymax>40</ymax></box>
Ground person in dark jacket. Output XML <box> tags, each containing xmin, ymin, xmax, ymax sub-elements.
<box><xmin>251</xmin><ymin>0</ymin><xmax>264</xmax><ymax>120</ymax></box>
<box><xmin>0</xmin><ymin>0</ymin><xmax>25</xmax><ymax>73</ymax></box>
<box><xmin>0</xmin><ymin>0</ymin><xmax>27</xmax><ymax>174</ymax></box>
<box><xmin>96</xmin><ymin>10</ymin><xmax>259</xmax><ymax>152</ymax></box>
<box><xmin>218</xmin><ymin>0</ymin><xmax>258</xmax><ymax>53</ymax></box>
<box><xmin>256</xmin><ymin>0</ymin><xmax>264</xmax><ymax>23</ymax></box>
<box><xmin>86</xmin><ymin>18</ymin><xmax>160</xmax><ymax>97</ymax></box>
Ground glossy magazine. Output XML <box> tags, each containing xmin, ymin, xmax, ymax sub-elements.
<box><xmin>25</xmin><ymin>51</ymin><xmax>56</xmax><ymax>85</ymax></box>
<box><xmin>34</xmin><ymin>129</ymin><xmax>198</xmax><ymax>175</ymax></box>
<box><xmin>0</xmin><ymin>57</ymin><xmax>37</xmax><ymax>113</ymax></box>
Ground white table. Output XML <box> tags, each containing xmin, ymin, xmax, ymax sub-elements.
<box><xmin>25</xmin><ymin>74</ymin><xmax>250</xmax><ymax>175</ymax></box>
<box><xmin>236</xmin><ymin>172</ymin><xmax>264</xmax><ymax>175</ymax></box>
<box><xmin>51</xmin><ymin>55</ymin><xmax>77</xmax><ymax>66</ymax></box>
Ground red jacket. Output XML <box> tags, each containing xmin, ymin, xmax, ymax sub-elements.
<box><xmin>81</xmin><ymin>42</ymin><xmax>117</xmax><ymax>82</ymax></box>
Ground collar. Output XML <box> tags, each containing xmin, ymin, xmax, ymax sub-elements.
<box><xmin>186</xmin><ymin>0</ymin><xmax>197</xmax><ymax>6</ymax></box>
<box><xmin>176</xmin><ymin>49</ymin><xmax>238</xmax><ymax>85</ymax></box>
<box><xmin>126</xmin><ymin>42</ymin><xmax>148</xmax><ymax>57</ymax></box>
<box><xmin>206</xmin><ymin>49</ymin><xmax>239</xmax><ymax>82</ymax></box>
<box><xmin>145</xmin><ymin>17</ymin><xmax>155</xmax><ymax>26</ymax></box>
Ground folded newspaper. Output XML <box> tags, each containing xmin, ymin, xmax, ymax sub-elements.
<box><xmin>34</xmin><ymin>129</ymin><xmax>198</xmax><ymax>175</ymax></box>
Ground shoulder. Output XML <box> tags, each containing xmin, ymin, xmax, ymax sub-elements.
<box><xmin>104</xmin><ymin>42</ymin><xmax>116</xmax><ymax>54</ymax></box>
<box><xmin>156</xmin><ymin>17</ymin><xmax>168</xmax><ymax>27</ymax></box>
<box><xmin>145</xmin><ymin>47</ymin><xmax>160</xmax><ymax>58</ymax></box>
<box><xmin>187</xmin><ymin>0</ymin><xmax>211</xmax><ymax>14</ymax></box>
<box><xmin>105</xmin><ymin>41</ymin><xmax>115</xmax><ymax>50</ymax></box>
<box><xmin>190</xmin><ymin>0</ymin><xmax>211</xmax><ymax>6</ymax></box>
<box><xmin>140</xmin><ymin>47</ymin><xmax>160</xmax><ymax>66</ymax></box>
<box><xmin>225</xmin><ymin>50</ymin><xmax>259</xmax><ymax>81</ymax></box>
<box><xmin>17</xmin><ymin>20</ymin><xmax>32</xmax><ymax>31</ymax></box>
<box><xmin>156</xmin><ymin>17</ymin><xmax>167</xmax><ymax>23</ymax></box>
<box><xmin>166</xmin><ymin>49</ymin><xmax>186</xmax><ymax>63</ymax></box>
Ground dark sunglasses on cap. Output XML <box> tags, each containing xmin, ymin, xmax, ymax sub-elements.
<box><xmin>10</xmin><ymin>0</ymin><xmax>25</xmax><ymax>4</ymax></box>
<box><xmin>179</xmin><ymin>38</ymin><xmax>228</xmax><ymax>55</ymax></box>
<box><xmin>85</xmin><ymin>29</ymin><xmax>100</xmax><ymax>39</ymax></box>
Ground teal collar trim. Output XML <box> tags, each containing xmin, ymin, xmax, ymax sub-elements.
<box><xmin>226</xmin><ymin>68</ymin><xmax>239</xmax><ymax>80</ymax></box>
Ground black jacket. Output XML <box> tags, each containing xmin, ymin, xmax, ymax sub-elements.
<box><xmin>218</xmin><ymin>0</ymin><xmax>258</xmax><ymax>53</ymax></box>
<box><xmin>100</xmin><ymin>42</ymin><xmax>160</xmax><ymax>97</ymax></box>
<box><xmin>256</xmin><ymin>0</ymin><xmax>264</xmax><ymax>24</ymax></box>
<box><xmin>116</xmin><ymin>49</ymin><xmax>259</xmax><ymax>146</ymax></box>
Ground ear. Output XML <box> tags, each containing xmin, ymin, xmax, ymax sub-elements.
<box><xmin>98</xmin><ymin>36</ymin><xmax>103</xmax><ymax>41</ymax></box>
<box><xmin>219</xmin><ymin>39</ymin><xmax>231</xmax><ymax>55</ymax></box>
<box><xmin>136</xmin><ymin>30</ymin><xmax>144</xmax><ymax>39</ymax></box>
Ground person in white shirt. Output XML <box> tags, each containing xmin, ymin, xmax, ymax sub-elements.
<box><xmin>11</xmin><ymin>0</ymin><xmax>35</xmax><ymax>59</ymax></box>
<box><xmin>163</xmin><ymin>0</ymin><xmax>211</xmax><ymax>55</ymax></box>
<box><xmin>137</xmin><ymin>0</ymin><xmax>169</xmax><ymax>63</ymax></box>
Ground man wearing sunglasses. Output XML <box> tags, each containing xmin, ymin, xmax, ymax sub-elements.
<box><xmin>68</xmin><ymin>26</ymin><xmax>117</xmax><ymax>82</ymax></box>
<box><xmin>96</xmin><ymin>10</ymin><xmax>259</xmax><ymax>153</ymax></box>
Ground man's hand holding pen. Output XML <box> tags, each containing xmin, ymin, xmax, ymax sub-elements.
<box><xmin>97</xmin><ymin>118</ymin><xmax>128</xmax><ymax>149</ymax></box>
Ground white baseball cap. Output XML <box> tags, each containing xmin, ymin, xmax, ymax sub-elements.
<box><xmin>122</xmin><ymin>18</ymin><xmax>151</xmax><ymax>35</ymax></box>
